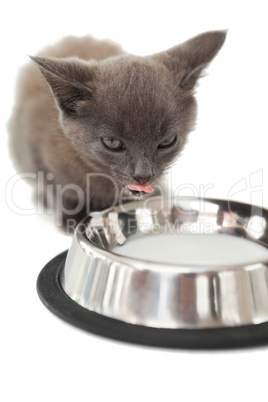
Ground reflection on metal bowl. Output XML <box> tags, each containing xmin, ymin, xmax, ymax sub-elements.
<box><xmin>37</xmin><ymin>197</ymin><xmax>268</xmax><ymax>348</ymax></box>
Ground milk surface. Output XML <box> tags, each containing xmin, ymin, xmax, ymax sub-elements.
<box><xmin>113</xmin><ymin>234</ymin><xmax>268</xmax><ymax>266</ymax></box>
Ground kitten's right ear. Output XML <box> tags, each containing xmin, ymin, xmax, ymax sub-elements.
<box><xmin>30</xmin><ymin>56</ymin><xmax>95</xmax><ymax>115</ymax></box>
<box><xmin>153</xmin><ymin>30</ymin><xmax>227</xmax><ymax>90</ymax></box>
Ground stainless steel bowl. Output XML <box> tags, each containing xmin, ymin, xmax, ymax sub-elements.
<box><xmin>37</xmin><ymin>197</ymin><xmax>268</xmax><ymax>348</ymax></box>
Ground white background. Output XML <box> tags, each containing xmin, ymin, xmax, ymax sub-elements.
<box><xmin>2</xmin><ymin>1</ymin><xmax>268</xmax><ymax>401</ymax></box>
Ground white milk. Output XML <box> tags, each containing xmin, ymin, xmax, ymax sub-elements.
<box><xmin>112</xmin><ymin>234</ymin><xmax>268</xmax><ymax>266</ymax></box>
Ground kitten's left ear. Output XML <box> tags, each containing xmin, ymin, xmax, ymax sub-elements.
<box><xmin>153</xmin><ymin>30</ymin><xmax>227</xmax><ymax>90</ymax></box>
<box><xmin>30</xmin><ymin>56</ymin><xmax>95</xmax><ymax>115</ymax></box>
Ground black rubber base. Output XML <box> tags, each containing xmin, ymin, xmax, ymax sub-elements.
<box><xmin>37</xmin><ymin>251</ymin><xmax>268</xmax><ymax>349</ymax></box>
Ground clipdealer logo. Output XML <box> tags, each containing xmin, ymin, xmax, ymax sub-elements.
<box><xmin>5</xmin><ymin>169</ymin><xmax>265</xmax><ymax>233</ymax></box>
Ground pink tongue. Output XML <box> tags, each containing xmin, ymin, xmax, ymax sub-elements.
<box><xmin>128</xmin><ymin>184</ymin><xmax>154</xmax><ymax>193</ymax></box>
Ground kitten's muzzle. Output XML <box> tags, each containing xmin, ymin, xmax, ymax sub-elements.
<box><xmin>133</xmin><ymin>157</ymin><xmax>154</xmax><ymax>185</ymax></box>
<box><xmin>133</xmin><ymin>173</ymin><xmax>153</xmax><ymax>185</ymax></box>
<box><xmin>124</xmin><ymin>186</ymin><xmax>148</xmax><ymax>198</ymax></box>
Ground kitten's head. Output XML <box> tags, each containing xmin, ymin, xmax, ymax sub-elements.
<box><xmin>31</xmin><ymin>30</ymin><xmax>226</xmax><ymax>197</ymax></box>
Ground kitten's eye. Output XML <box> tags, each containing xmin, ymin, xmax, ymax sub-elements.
<box><xmin>158</xmin><ymin>135</ymin><xmax>176</xmax><ymax>149</ymax></box>
<box><xmin>102</xmin><ymin>137</ymin><xmax>125</xmax><ymax>151</ymax></box>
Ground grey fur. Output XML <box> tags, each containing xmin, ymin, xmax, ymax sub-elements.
<box><xmin>9</xmin><ymin>31</ymin><xmax>226</xmax><ymax>230</ymax></box>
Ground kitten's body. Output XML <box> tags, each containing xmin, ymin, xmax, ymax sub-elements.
<box><xmin>9</xmin><ymin>32</ymin><xmax>226</xmax><ymax>230</ymax></box>
<box><xmin>9</xmin><ymin>37</ymin><xmax>124</xmax><ymax>217</ymax></box>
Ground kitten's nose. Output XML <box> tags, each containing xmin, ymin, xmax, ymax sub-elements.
<box><xmin>133</xmin><ymin>157</ymin><xmax>153</xmax><ymax>184</ymax></box>
<box><xmin>133</xmin><ymin>173</ymin><xmax>153</xmax><ymax>184</ymax></box>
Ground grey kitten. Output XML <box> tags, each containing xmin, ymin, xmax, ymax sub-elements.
<box><xmin>9</xmin><ymin>31</ymin><xmax>226</xmax><ymax>231</ymax></box>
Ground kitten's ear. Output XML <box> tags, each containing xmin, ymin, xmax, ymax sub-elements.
<box><xmin>30</xmin><ymin>56</ymin><xmax>95</xmax><ymax>115</ymax></box>
<box><xmin>154</xmin><ymin>30</ymin><xmax>227</xmax><ymax>90</ymax></box>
